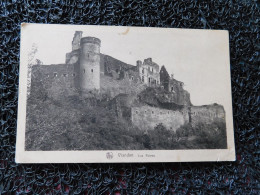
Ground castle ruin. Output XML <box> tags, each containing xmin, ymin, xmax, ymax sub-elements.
<box><xmin>30</xmin><ymin>31</ymin><xmax>226</xmax><ymax>132</ymax></box>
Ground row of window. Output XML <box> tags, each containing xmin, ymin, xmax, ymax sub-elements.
<box><xmin>47</xmin><ymin>73</ymin><xmax>76</xmax><ymax>77</ymax></box>
<box><xmin>192</xmin><ymin>112</ymin><xmax>217</xmax><ymax>117</ymax></box>
<box><xmin>134</xmin><ymin>110</ymin><xmax>218</xmax><ymax>117</ymax></box>
<box><xmin>135</xmin><ymin>110</ymin><xmax>186</xmax><ymax>115</ymax></box>
<box><xmin>142</xmin><ymin>67</ymin><xmax>154</xmax><ymax>73</ymax></box>
<box><xmin>141</xmin><ymin>76</ymin><xmax>159</xmax><ymax>84</ymax></box>
<box><xmin>83</xmin><ymin>69</ymin><xmax>94</xmax><ymax>73</ymax></box>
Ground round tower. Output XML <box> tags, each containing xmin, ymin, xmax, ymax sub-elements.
<box><xmin>79</xmin><ymin>37</ymin><xmax>101</xmax><ymax>96</ymax></box>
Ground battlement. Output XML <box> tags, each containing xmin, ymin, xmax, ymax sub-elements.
<box><xmin>80</xmin><ymin>37</ymin><xmax>101</xmax><ymax>46</ymax></box>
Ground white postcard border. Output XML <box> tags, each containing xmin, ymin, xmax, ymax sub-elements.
<box><xmin>16</xmin><ymin>24</ymin><xmax>236</xmax><ymax>163</ymax></box>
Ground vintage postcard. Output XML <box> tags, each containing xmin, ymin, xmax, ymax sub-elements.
<box><xmin>16</xmin><ymin>23</ymin><xmax>235</xmax><ymax>163</ymax></box>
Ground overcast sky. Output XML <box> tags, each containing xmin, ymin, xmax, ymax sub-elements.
<box><xmin>24</xmin><ymin>24</ymin><xmax>232</xmax><ymax>108</ymax></box>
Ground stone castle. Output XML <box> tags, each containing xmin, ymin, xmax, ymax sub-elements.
<box><xmin>30</xmin><ymin>31</ymin><xmax>226</xmax><ymax>132</ymax></box>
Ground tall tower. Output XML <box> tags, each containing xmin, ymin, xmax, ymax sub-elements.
<box><xmin>79</xmin><ymin>37</ymin><xmax>101</xmax><ymax>96</ymax></box>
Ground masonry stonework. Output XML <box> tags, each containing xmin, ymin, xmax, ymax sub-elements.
<box><xmin>131</xmin><ymin>106</ymin><xmax>189</xmax><ymax>132</ymax></box>
<box><xmin>190</xmin><ymin>104</ymin><xmax>225</xmax><ymax>127</ymax></box>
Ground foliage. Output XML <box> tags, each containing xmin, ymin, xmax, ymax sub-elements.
<box><xmin>26</xmin><ymin>93</ymin><xmax>227</xmax><ymax>150</ymax></box>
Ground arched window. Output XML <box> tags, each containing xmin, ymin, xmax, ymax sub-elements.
<box><xmin>142</xmin><ymin>76</ymin><xmax>144</xmax><ymax>82</ymax></box>
<box><xmin>91</xmin><ymin>69</ymin><xmax>93</xmax><ymax>73</ymax></box>
<box><xmin>142</xmin><ymin>68</ymin><xmax>144</xmax><ymax>74</ymax></box>
<box><xmin>83</xmin><ymin>69</ymin><xmax>85</xmax><ymax>73</ymax></box>
<box><xmin>148</xmin><ymin>78</ymin><xmax>151</xmax><ymax>83</ymax></box>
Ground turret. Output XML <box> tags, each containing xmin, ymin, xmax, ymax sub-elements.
<box><xmin>136</xmin><ymin>60</ymin><xmax>142</xmax><ymax>67</ymax></box>
<box><xmin>79</xmin><ymin>37</ymin><xmax>101</xmax><ymax>96</ymax></box>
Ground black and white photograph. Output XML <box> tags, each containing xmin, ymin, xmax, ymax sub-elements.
<box><xmin>16</xmin><ymin>24</ymin><xmax>235</xmax><ymax>163</ymax></box>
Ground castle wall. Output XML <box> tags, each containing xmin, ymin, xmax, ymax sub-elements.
<box><xmin>30</xmin><ymin>64</ymin><xmax>79</xmax><ymax>99</ymax></box>
<box><xmin>66</xmin><ymin>49</ymin><xmax>80</xmax><ymax>64</ymax></box>
<box><xmin>102</xmin><ymin>54</ymin><xmax>136</xmax><ymax>80</ymax></box>
<box><xmin>100</xmin><ymin>74</ymin><xmax>146</xmax><ymax>98</ymax></box>
<box><xmin>190</xmin><ymin>104</ymin><xmax>225</xmax><ymax>127</ymax></box>
<box><xmin>131</xmin><ymin>106</ymin><xmax>189</xmax><ymax>132</ymax></box>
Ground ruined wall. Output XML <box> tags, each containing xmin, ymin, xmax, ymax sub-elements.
<box><xmin>137</xmin><ymin>58</ymin><xmax>160</xmax><ymax>86</ymax></box>
<box><xmin>160</xmin><ymin>77</ymin><xmax>191</xmax><ymax>106</ymax></box>
<box><xmin>138</xmin><ymin>86</ymin><xmax>191</xmax><ymax>109</ymax></box>
<box><xmin>190</xmin><ymin>104</ymin><xmax>226</xmax><ymax>127</ymax></box>
<box><xmin>66</xmin><ymin>49</ymin><xmax>80</xmax><ymax>64</ymax></box>
<box><xmin>30</xmin><ymin>64</ymin><xmax>79</xmax><ymax>99</ymax></box>
<box><xmin>131</xmin><ymin>105</ymin><xmax>189</xmax><ymax>132</ymax></box>
<box><xmin>72</xmin><ymin>31</ymin><xmax>83</xmax><ymax>51</ymax></box>
<box><xmin>102</xmin><ymin>54</ymin><xmax>137</xmax><ymax>81</ymax></box>
<box><xmin>65</xmin><ymin>31</ymin><xmax>82</xmax><ymax>64</ymax></box>
<box><xmin>100</xmin><ymin>74</ymin><xmax>146</xmax><ymax>99</ymax></box>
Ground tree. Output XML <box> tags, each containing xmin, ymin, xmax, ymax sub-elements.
<box><xmin>27</xmin><ymin>43</ymin><xmax>37</xmax><ymax>96</ymax></box>
<box><xmin>27</xmin><ymin>44</ymin><xmax>42</xmax><ymax>96</ymax></box>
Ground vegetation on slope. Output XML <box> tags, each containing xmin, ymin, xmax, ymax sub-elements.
<box><xmin>26</xmin><ymin>93</ymin><xmax>227</xmax><ymax>151</ymax></box>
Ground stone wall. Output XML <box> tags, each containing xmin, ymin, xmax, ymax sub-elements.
<box><xmin>131</xmin><ymin>105</ymin><xmax>189</xmax><ymax>132</ymax></box>
<box><xmin>66</xmin><ymin>49</ymin><xmax>80</xmax><ymax>64</ymax></box>
<box><xmin>131</xmin><ymin>104</ymin><xmax>225</xmax><ymax>132</ymax></box>
<box><xmin>102</xmin><ymin>54</ymin><xmax>138</xmax><ymax>80</ymax></box>
<box><xmin>30</xmin><ymin>64</ymin><xmax>79</xmax><ymax>99</ymax></box>
<box><xmin>100</xmin><ymin>74</ymin><xmax>146</xmax><ymax>99</ymax></box>
<box><xmin>72</xmin><ymin>31</ymin><xmax>82</xmax><ymax>51</ymax></box>
<box><xmin>190</xmin><ymin>104</ymin><xmax>225</xmax><ymax>127</ymax></box>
